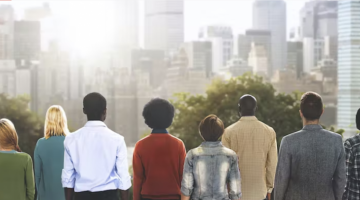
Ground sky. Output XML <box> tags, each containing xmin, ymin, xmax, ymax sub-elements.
<box><xmin>7</xmin><ymin>0</ymin><xmax>308</xmax><ymax>52</ymax></box>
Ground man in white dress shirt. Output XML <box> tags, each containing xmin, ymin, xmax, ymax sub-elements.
<box><xmin>62</xmin><ymin>92</ymin><xmax>131</xmax><ymax>200</ymax></box>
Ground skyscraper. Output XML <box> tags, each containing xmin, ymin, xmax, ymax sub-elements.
<box><xmin>253</xmin><ymin>0</ymin><xmax>287</xmax><ymax>73</ymax></box>
<box><xmin>145</xmin><ymin>0</ymin><xmax>184</xmax><ymax>52</ymax></box>
<box><xmin>14</xmin><ymin>21</ymin><xmax>41</xmax><ymax>65</ymax></box>
<box><xmin>337</xmin><ymin>0</ymin><xmax>360</xmax><ymax>137</ymax></box>
<box><xmin>199</xmin><ymin>26</ymin><xmax>233</xmax><ymax>73</ymax></box>
<box><xmin>0</xmin><ymin>5</ymin><xmax>14</xmax><ymax>60</ymax></box>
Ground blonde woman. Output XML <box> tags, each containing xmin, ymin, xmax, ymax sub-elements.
<box><xmin>0</xmin><ymin>118</ymin><xmax>35</xmax><ymax>200</ymax></box>
<box><xmin>34</xmin><ymin>105</ymin><xmax>69</xmax><ymax>200</ymax></box>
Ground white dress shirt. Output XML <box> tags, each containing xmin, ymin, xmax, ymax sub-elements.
<box><xmin>61</xmin><ymin>121</ymin><xmax>131</xmax><ymax>192</ymax></box>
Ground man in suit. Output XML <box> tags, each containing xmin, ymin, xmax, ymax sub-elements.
<box><xmin>275</xmin><ymin>91</ymin><xmax>346</xmax><ymax>200</ymax></box>
<box><xmin>343</xmin><ymin>108</ymin><xmax>360</xmax><ymax>200</ymax></box>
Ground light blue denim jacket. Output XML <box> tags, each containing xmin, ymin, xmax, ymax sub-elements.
<box><xmin>181</xmin><ymin>141</ymin><xmax>242</xmax><ymax>200</ymax></box>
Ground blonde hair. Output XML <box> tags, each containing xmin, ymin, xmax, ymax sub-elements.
<box><xmin>44</xmin><ymin>105</ymin><xmax>69</xmax><ymax>139</ymax></box>
<box><xmin>0</xmin><ymin>119</ymin><xmax>21</xmax><ymax>152</ymax></box>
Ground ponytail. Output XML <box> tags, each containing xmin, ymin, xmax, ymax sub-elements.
<box><xmin>15</xmin><ymin>145</ymin><xmax>21</xmax><ymax>152</ymax></box>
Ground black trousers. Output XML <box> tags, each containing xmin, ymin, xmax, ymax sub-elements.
<box><xmin>75</xmin><ymin>190</ymin><xmax>119</xmax><ymax>200</ymax></box>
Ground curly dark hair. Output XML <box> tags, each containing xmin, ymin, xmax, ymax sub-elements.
<box><xmin>142</xmin><ymin>98</ymin><xmax>175</xmax><ymax>129</ymax></box>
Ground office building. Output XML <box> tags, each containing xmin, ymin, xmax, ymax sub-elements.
<box><xmin>0</xmin><ymin>5</ymin><xmax>14</xmax><ymax>59</ymax></box>
<box><xmin>23</xmin><ymin>3</ymin><xmax>52</xmax><ymax>21</ymax></box>
<box><xmin>220</xmin><ymin>55</ymin><xmax>252</xmax><ymax>78</ymax></box>
<box><xmin>182</xmin><ymin>41</ymin><xmax>213</xmax><ymax>77</ymax></box>
<box><xmin>337</xmin><ymin>0</ymin><xmax>360</xmax><ymax>137</ymax></box>
<box><xmin>14</xmin><ymin>21</ymin><xmax>41</xmax><ymax>65</ymax></box>
<box><xmin>145</xmin><ymin>0</ymin><xmax>184</xmax><ymax>52</ymax></box>
<box><xmin>248</xmin><ymin>43</ymin><xmax>269</xmax><ymax>78</ymax></box>
<box><xmin>287</xmin><ymin>41</ymin><xmax>304</xmax><ymax>78</ymax></box>
<box><xmin>0</xmin><ymin>60</ymin><xmax>16</xmax><ymax>97</ymax></box>
<box><xmin>253</xmin><ymin>0</ymin><xmax>287</xmax><ymax>71</ymax></box>
<box><xmin>199</xmin><ymin>25</ymin><xmax>233</xmax><ymax>72</ymax></box>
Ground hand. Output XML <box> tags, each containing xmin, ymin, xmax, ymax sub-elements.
<box><xmin>267</xmin><ymin>193</ymin><xmax>271</xmax><ymax>200</ymax></box>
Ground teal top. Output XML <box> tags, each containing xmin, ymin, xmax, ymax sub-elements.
<box><xmin>34</xmin><ymin>136</ymin><xmax>65</xmax><ymax>200</ymax></box>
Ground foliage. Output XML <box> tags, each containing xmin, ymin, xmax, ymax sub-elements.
<box><xmin>0</xmin><ymin>94</ymin><xmax>43</xmax><ymax>158</ymax></box>
<box><xmin>169</xmin><ymin>74</ymin><xmax>343</xmax><ymax>151</ymax></box>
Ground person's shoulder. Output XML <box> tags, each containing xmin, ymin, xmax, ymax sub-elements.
<box><xmin>15</xmin><ymin>152</ymin><xmax>32</xmax><ymax>162</ymax></box>
<box><xmin>168</xmin><ymin>134</ymin><xmax>185</xmax><ymax>144</ymax></box>
<box><xmin>345</xmin><ymin>134</ymin><xmax>360</xmax><ymax>149</ymax></box>
<box><xmin>281</xmin><ymin>130</ymin><xmax>304</xmax><ymax>142</ymax></box>
<box><xmin>221</xmin><ymin>145</ymin><xmax>237</xmax><ymax>157</ymax></box>
<box><xmin>225</xmin><ymin>121</ymin><xmax>240</xmax><ymax>131</ymax></box>
<box><xmin>256</xmin><ymin>120</ymin><xmax>275</xmax><ymax>132</ymax></box>
<box><xmin>36</xmin><ymin>137</ymin><xmax>46</xmax><ymax>145</ymax></box>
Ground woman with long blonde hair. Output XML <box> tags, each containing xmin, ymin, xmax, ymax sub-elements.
<box><xmin>34</xmin><ymin>105</ymin><xmax>69</xmax><ymax>200</ymax></box>
<box><xmin>0</xmin><ymin>118</ymin><xmax>35</xmax><ymax>200</ymax></box>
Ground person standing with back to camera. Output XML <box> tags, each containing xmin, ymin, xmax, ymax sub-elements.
<box><xmin>222</xmin><ymin>94</ymin><xmax>278</xmax><ymax>200</ymax></box>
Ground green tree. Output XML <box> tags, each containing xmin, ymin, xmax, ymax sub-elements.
<box><xmin>0</xmin><ymin>94</ymin><xmax>43</xmax><ymax>158</ymax></box>
<box><xmin>169</xmin><ymin>74</ymin><xmax>343</xmax><ymax>150</ymax></box>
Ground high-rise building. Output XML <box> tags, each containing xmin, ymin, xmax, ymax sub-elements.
<box><xmin>145</xmin><ymin>0</ymin><xmax>184</xmax><ymax>52</ymax></box>
<box><xmin>337</xmin><ymin>0</ymin><xmax>360</xmax><ymax>137</ymax></box>
<box><xmin>220</xmin><ymin>55</ymin><xmax>252</xmax><ymax>78</ymax></box>
<box><xmin>0</xmin><ymin>5</ymin><xmax>14</xmax><ymax>60</ymax></box>
<box><xmin>14</xmin><ymin>21</ymin><xmax>41</xmax><ymax>65</ymax></box>
<box><xmin>182</xmin><ymin>41</ymin><xmax>213</xmax><ymax>77</ymax></box>
<box><xmin>248</xmin><ymin>43</ymin><xmax>269</xmax><ymax>78</ymax></box>
<box><xmin>287</xmin><ymin>41</ymin><xmax>303</xmax><ymax>78</ymax></box>
<box><xmin>0</xmin><ymin>60</ymin><xmax>16</xmax><ymax>97</ymax></box>
<box><xmin>253</xmin><ymin>0</ymin><xmax>287</xmax><ymax>71</ymax></box>
<box><xmin>199</xmin><ymin>25</ymin><xmax>233</xmax><ymax>72</ymax></box>
<box><xmin>238</xmin><ymin>29</ymin><xmax>272</xmax><ymax>73</ymax></box>
<box><xmin>23</xmin><ymin>3</ymin><xmax>52</xmax><ymax>21</ymax></box>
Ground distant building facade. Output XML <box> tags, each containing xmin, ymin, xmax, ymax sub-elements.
<box><xmin>0</xmin><ymin>5</ymin><xmax>14</xmax><ymax>60</ymax></box>
<box><xmin>220</xmin><ymin>55</ymin><xmax>252</xmax><ymax>78</ymax></box>
<box><xmin>14</xmin><ymin>21</ymin><xmax>41</xmax><ymax>65</ymax></box>
<box><xmin>182</xmin><ymin>41</ymin><xmax>213</xmax><ymax>77</ymax></box>
<box><xmin>248</xmin><ymin>43</ymin><xmax>269</xmax><ymax>78</ymax></box>
<box><xmin>287</xmin><ymin>41</ymin><xmax>303</xmax><ymax>78</ymax></box>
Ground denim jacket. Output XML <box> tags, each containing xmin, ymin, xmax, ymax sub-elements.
<box><xmin>181</xmin><ymin>141</ymin><xmax>242</xmax><ymax>200</ymax></box>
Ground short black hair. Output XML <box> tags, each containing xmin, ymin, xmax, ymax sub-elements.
<box><xmin>356</xmin><ymin>108</ymin><xmax>360</xmax><ymax>130</ymax></box>
<box><xmin>143</xmin><ymin>98</ymin><xmax>175</xmax><ymax>129</ymax></box>
<box><xmin>300</xmin><ymin>92</ymin><xmax>323</xmax><ymax>121</ymax></box>
<box><xmin>239</xmin><ymin>95</ymin><xmax>257</xmax><ymax>114</ymax></box>
<box><xmin>199</xmin><ymin>115</ymin><xmax>224</xmax><ymax>141</ymax></box>
<box><xmin>83</xmin><ymin>92</ymin><xmax>107</xmax><ymax>120</ymax></box>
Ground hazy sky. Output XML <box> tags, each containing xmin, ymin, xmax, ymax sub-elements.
<box><xmin>8</xmin><ymin>0</ymin><xmax>308</xmax><ymax>51</ymax></box>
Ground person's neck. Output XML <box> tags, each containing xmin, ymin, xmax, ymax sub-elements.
<box><xmin>241</xmin><ymin>113</ymin><xmax>255</xmax><ymax>117</ymax></box>
<box><xmin>303</xmin><ymin>120</ymin><xmax>320</xmax><ymax>126</ymax></box>
<box><xmin>0</xmin><ymin>148</ymin><xmax>14</xmax><ymax>151</ymax></box>
<box><xmin>87</xmin><ymin>119</ymin><xmax>103</xmax><ymax>122</ymax></box>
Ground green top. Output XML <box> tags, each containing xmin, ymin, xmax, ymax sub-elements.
<box><xmin>34</xmin><ymin>136</ymin><xmax>65</xmax><ymax>200</ymax></box>
<box><xmin>0</xmin><ymin>150</ymin><xmax>35</xmax><ymax>200</ymax></box>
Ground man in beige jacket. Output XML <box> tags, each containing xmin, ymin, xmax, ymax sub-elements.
<box><xmin>222</xmin><ymin>94</ymin><xmax>278</xmax><ymax>200</ymax></box>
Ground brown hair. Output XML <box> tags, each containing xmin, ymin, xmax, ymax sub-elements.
<box><xmin>199</xmin><ymin>115</ymin><xmax>225</xmax><ymax>141</ymax></box>
<box><xmin>0</xmin><ymin>119</ymin><xmax>21</xmax><ymax>152</ymax></box>
<box><xmin>300</xmin><ymin>92</ymin><xmax>323</xmax><ymax>121</ymax></box>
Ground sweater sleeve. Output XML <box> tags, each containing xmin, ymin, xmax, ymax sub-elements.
<box><xmin>25</xmin><ymin>155</ymin><xmax>35</xmax><ymax>200</ymax></box>
<box><xmin>34</xmin><ymin>140</ymin><xmax>41</xmax><ymax>192</ymax></box>
<box><xmin>133</xmin><ymin>143</ymin><xmax>144</xmax><ymax>200</ymax></box>
<box><xmin>179</xmin><ymin>141</ymin><xmax>187</xmax><ymax>182</ymax></box>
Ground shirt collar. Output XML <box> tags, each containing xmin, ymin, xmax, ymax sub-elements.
<box><xmin>201</xmin><ymin>141</ymin><xmax>222</xmax><ymax>147</ymax></box>
<box><xmin>239</xmin><ymin>116</ymin><xmax>258</xmax><ymax>121</ymax></box>
<box><xmin>303</xmin><ymin>124</ymin><xmax>323</xmax><ymax>130</ymax></box>
<box><xmin>0</xmin><ymin>150</ymin><xmax>17</xmax><ymax>154</ymax></box>
<box><xmin>151</xmin><ymin>129</ymin><xmax>168</xmax><ymax>134</ymax></box>
<box><xmin>84</xmin><ymin>121</ymin><xmax>107</xmax><ymax>128</ymax></box>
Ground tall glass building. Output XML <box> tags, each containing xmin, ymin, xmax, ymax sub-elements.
<box><xmin>337</xmin><ymin>0</ymin><xmax>360</xmax><ymax>137</ymax></box>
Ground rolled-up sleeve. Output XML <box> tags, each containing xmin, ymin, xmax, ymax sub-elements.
<box><xmin>181</xmin><ymin>151</ymin><xmax>194</xmax><ymax>196</ymax></box>
<box><xmin>229</xmin><ymin>155</ymin><xmax>242</xmax><ymax>200</ymax></box>
<box><xmin>62</xmin><ymin>140</ymin><xmax>76</xmax><ymax>188</ymax></box>
<box><xmin>115</xmin><ymin>137</ymin><xmax>132</xmax><ymax>190</ymax></box>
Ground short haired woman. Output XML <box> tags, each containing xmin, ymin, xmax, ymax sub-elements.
<box><xmin>0</xmin><ymin>118</ymin><xmax>35</xmax><ymax>200</ymax></box>
<box><xmin>181</xmin><ymin>115</ymin><xmax>242</xmax><ymax>200</ymax></box>
<box><xmin>34</xmin><ymin>105</ymin><xmax>69</xmax><ymax>200</ymax></box>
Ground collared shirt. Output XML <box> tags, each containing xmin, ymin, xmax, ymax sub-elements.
<box><xmin>61</xmin><ymin>121</ymin><xmax>131</xmax><ymax>192</ymax></box>
<box><xmin>344</xmin><ymin>134</ymin><xmax>360</xmax><ymax>200</ymax></box>
<box><xmin>222</xmin><ymin>116</ymin><xmax>278</xmax><ymax>200</ymax></box>
<box><xmin>181</xmin><ymin>141</ymin><xmax>242</xmax><ymax>200</ymax></box>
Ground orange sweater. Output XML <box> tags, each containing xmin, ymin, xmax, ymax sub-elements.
<box><xmin>133</xmin><ymin>133</ymin><xmax>186</xmax><ymax>200</ymax></box>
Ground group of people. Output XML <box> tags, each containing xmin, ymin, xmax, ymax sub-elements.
<box><xmin>0</xmin><ymin>91</ymin><xmax>359</xmax><ymax>200</ymax></box>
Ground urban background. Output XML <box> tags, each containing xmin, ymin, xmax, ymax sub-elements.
<box><xmin>0</xmin><ymin>0</ymin><xmax>359</xmax><ymax>171</ymax></box>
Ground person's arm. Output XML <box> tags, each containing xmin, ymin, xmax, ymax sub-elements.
<box><xmin>25</xmin><ymin>155</ymin><xmax>35</xmax><ymax>200</ymax></box>
<box><xmin>34</xmin><ymin>140</ymin><xmax>41</xmax><ymax>193</ymax></box>
<box><xmin>266</xmin><ymin>129</ymin><xmax>278</xmax><ymax>200</ymax></box>
<box><xmin>132</xmin><ymin>143</ymin><xmax>144</xmax><ymax>200</ymax></box>
<box><xmin>179</xmin><ymin>141</ymin><xmax>187</xmax><ymax>181</ymax></box>
<box><xmin>181</xmin><ymin>151</ymin><xmax>194</xmax><ymax>199</ymax></box>
<box><xmin>274</xmin><ymin>137</ymin><xmax>291</xmax><ymax>200</ymax></box>
<box><xmin>343</xmin><ymin>140</ymin><xmax>354</xmax><ymax>200</ymax></box>
<box><xmin>333</xmin><ymin>137</ymin><xmax>346</xmax><ymax>200</ymax></box>
<box><xmin>115</xmin><ymin>137</ymin><xmax>131</xmax><ymax>199</ymax></box>
<box><xmin>62</xmin><ymin>142</ymin><xmax>76</xmax><ymax>200</ymax></box>
<box><xmin>181</xmin><ymin>193</ymin><xmax>191</xmax><ymax>200</ymax></box>
<box><xmin>228</xmin><ymin>155</ymin><xmax>242</xmax><ymax>200</ymax></box>
<box><xmin>221</xmin><ymin>129</ymin><xmax>231</xmax><ymax>148</ymax></box>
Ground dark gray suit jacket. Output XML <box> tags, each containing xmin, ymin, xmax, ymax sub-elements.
<box><xmin>274</xmin><ymin>124</ymin><xmax>346</xmax><ymax>200</ymax></box>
